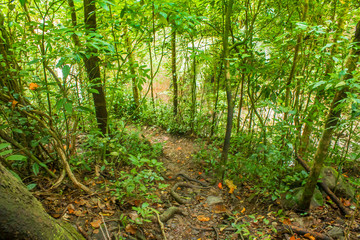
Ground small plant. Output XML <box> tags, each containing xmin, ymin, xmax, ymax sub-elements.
<box><xmin>131</xmin><ymin>203</ymin><xmax>153</xmax><ymax>224</ymax></box>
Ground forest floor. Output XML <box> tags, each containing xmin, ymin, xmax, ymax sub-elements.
<box><xmin>36</xmin><ymin>124</ymin><xmax>360</xmax><ymax>240</ymax></box>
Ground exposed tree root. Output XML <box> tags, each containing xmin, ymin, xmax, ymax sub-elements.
<box><xmin>159</xmin><ymin>206</ymin><xmax>183</xmax><ymax>222</ymax></box>
<box><xmin>50</xmin><ymin>169</ymin><xmax>66</xmax><ymax>190</ymax></box>
<box><xmin>162</xmin><ymin>172</ymin><xmax>209</xmax><ymax>187</ymax></box>
<box><xmin>282</xmin><ymin>224</ymin><xmax>333</xmax><ymax>240</ymax></box>
<box><xmin>171</xmin><ymin>182</ymin><xmax>206</xmax><ymax>204</ymax></box>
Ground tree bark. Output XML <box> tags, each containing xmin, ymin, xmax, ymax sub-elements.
<box><xmin>171</xmin><ymin>28</ymin><xmax>178</xmax><ymax>116</ymax></box>
<box><xmin>83</xmin><ymin>0</ymin><xmax>108</xmax><ymax>135</ymax></box>
<box><xmin>219</xmin><ymin>0</ymin><xmax>234</xmax><ymax>179</ymax></box>
<box><xmin>0</xmin><ymin>163</ymin><xmax>85</xmax><ymax>240</ymax></box>
<box><xmin>299</xmin><ymin>20</ymin><xmax>360</xmax><ymax>211</ymax></box>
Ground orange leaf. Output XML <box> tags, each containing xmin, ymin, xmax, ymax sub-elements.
<box><xmin>283</xmin><ymin>218</ymin><xmax>291</xmax><ymax>225</ymax></box>
<box><xmin>241</xmin><ymin>207</ymin><xmax>246</xmax><ymax>214</ymax></box>
<box><xmin>11</xmin><ymin>100</ymin><xmax>18</xmax><ymax>109</ymax></box>
<box><xmin>304</xmin><ymin>233</ymin><xmax>315</xmax><ymax>240</ymax></box>
<box><xmin>198</xmin><ymin>172</ymin><xmax>202</xmax><ymax>175</ymax></box>
<box><xmin>176</xmin><ymin>147</ymin><xmax>182</xmax><ymax>150</ymax></box>
<box><xmin>218</xmin><ymin>182</ymin><xmax>223</xmax><ymax>189</ymax></box>
<box><xmin>90</xmin><ymin>219</ymin><xmax>102</xmax><ymax>228</ymax></box>
<box><xmin>29</xmin><ymin>82</ymin><xmax>40</xmax><ymax>90</ymax></box>
<box><xmin>343</xmin><ymin>199</ymin><xmax>351</xmax><ymax>207</ymax></box>
<box><xmin>197</xmin><ymin>215</ymin><xmax>210</xmax><ymax>222</ymax></box>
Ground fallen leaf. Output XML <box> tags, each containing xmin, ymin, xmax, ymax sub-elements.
<box><xmin>67</xmin><ymin>204</ymin><xmax>75</xmax><ymax>214</ymax></box>
<box><xmin>177</xmin><ymin>147</ymin><xmax>182</xmax><ymax>150</ymax></box>
<box><xmin>290</xmin><ymin>236</ymin><xmax>297</xmax><ymax>240</ymax></box>
<box><xmin>218</xmin><ymin>182</ymin><xmax>223</xmax><ymax>189</ymax></box>
<box><xmin>241</xmin><ymin>207</ymin><xmax>246</xmax><ymax>214</ymax></box>
<box><xmin>197</xmin><ymin>215</ymin><xmax>210</xmax><ymax>222</ymax></box>
<box><xmin>304</xmin><ymin>233</ymin><xmax>315</xmax><ymax>240</ymax></box>
<box><xmin>125</xmin><ymin>224</ymin><xmax>137</xmax><ymax>235</ymax></box>
<box><xmin>93</xmin><ymin>229</ymin><xmax>99</xmax><ymax>234</ymax></box>
<box><xmin>225</xmin><ymin>179</ymin><xmax>237</xmax><ymax>194</ymax></box>
<box><xmin>90</xmin><ymin>219</ymin><xmax>102</xmax><ymax>228</ymax></box>
<box><xmin>74</xmin><ymin>210</ymin><xmax>85</xmax><ymax>217</ymax></box>
<box><xmin>283</xmin><ymin>218</ymin><xmax>291</xmax><ymax>225</ymax></box>
<box><xmin>198</xmin><ymin>172</ymin><xmax>202</xmax><ymax>175</ymax></box>
<box><xmin>342</xmin><ymin>199</ymin><xmax>351</xmax><ymax>207</ymax></box>
<box><xmin>212</xmin><ymin>204</ymin><xmax>227</xmax><ymax>213</ymax></box>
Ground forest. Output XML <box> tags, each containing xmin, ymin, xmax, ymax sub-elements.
<box><xmin>0</xmin><ymin>0</ymin><xmax>359</xmax><ymax>239</ymax></box>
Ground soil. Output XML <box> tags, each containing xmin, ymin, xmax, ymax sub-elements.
<box><xmin>36</xmin><ymin>124</ymin><xmax>360</xmax><ymax>240</ymax></box>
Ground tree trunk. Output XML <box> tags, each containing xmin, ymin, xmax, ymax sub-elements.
<box><xmin>0</xmin><ymin>163</ymin><xmax>84</xmax><ymax>240</ymax></box>
<box><xmin>83</xmin><ymin>0</ymin><xmax>108</xmax><ymax>135</ymax></box>
<box><xmin>219</xmin><ymin>0</ymin><xmax>234</xmax><ymax>179</ymax></box>
<box><xmin>299</xmin><ymin>20</ymin><xmax>360</xmax><ymax>211</ymax></box>
<box><xmin>171</xmin><ymin>28</ymin><xmax>178</xmax><ymax>116</ymax></box>
<box><xmin>126</xmin><ymin>31</ymin><xmax>140</xmax><ymax>108</ymax></box>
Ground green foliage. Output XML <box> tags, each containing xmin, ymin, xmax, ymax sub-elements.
<box><xmin>112</xmin><ymin>154</ymin><xmax>164</xmax><ymax>202</ymax></box>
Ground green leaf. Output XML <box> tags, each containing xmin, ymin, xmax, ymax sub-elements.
<box><xmin>27</xmin><ymin>183</ymin><xmax>37</xmax><ymax>191</ymax></box>
<box><xmin>28</xmin><ymin>59</ymin><xmax>40</xmax><ymax>65</ymax></box>
<box><xmin>88</xmin><ymin>88</ymin><xmax>99</xmax><ymax>94</ymax></box>
<box><xmin>6</xmin><ymin>155</ymin><xmax>27</xmax><ymax>161</ymax></box>
<box><xmin>335</xmin><ymin>81</ymin><xmax>346</xmax><ymax>88</ymax></box>
<box><xmin>64</xmin><ymin>102</ymin><xmax>73</xmax><ymax>113</ymax></box>
<box><xmin>13</xmin><ymin>128</ymin><xmax>23</xmax><ymax>134</ymax></box>
<box><xmin>0</xmin><ymin>143</ymin><xmax>10</xmax><ymax>150</ymax></box>
<box><xmin>99</xmin><ymin>1</ymin><xmax>109</xmax><ymax>11</ymax></box>
<box><xmin>0</xmin><ymin>149</ymin><xmax>13</xmax><ymax>156</ymax></box>
<box><xmin>32</xmin><ymin>163</ymin><xmax>39</xmax><ymax>175</ymax></box>
<box><xmin>9</xmin><ymin>170</ymin><xmax>22</xmax><ymax>181</ymax></box>
<box><xmin>62</xmin><ymin>65</ymin><xmax>71</xmax><ymax>80</ymax></box>
<box><xmin>19</xmin><ymin>0</ymin><xmax>27</xmax><ymax>7</ymax></box>
<box><xmin>321</xmin><ymin>43</ymin><xmax>334</xmax><ymax>51</ymax></box>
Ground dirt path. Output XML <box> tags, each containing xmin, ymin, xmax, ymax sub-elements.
<box><xmin>137</xmin><ymin>125</ymin><xmax>243</xmax><ymax>240</ymax></box>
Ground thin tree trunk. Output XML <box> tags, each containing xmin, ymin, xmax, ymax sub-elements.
<box><xmin>83</xmin><ymin>0</ymin><xmax>108</xmax><ymax>135</ymax></box>
<box><xmin>126</xmin><ymin>31</ymin><xmax>140</xmax><ymax>107</ymax></box>
<box><xmin>171</xmin><ymin>28</ymin><xmax>178</xmax><ymax>116</ymax></box>
<box><xmin>299</xmin><ymin>20</ymin><xmax>360</xmax><ymax>211</ymax></box>
<box><xmin>219</xmin><ymin>0</ymin><xmax>234</xmax><ymax>180</ymax></box>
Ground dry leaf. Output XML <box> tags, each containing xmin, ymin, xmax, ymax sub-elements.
<box><xmin>218</xmin><ymin>182</ymin><xmax>223</xmax><ymax>189</ymax></box>
<box><xmin>67</xmin><ymin>204</ymin><xmax>75</xmax><ymax>214</ymax></box>
<box><xmin>283</xmin><ymin>218</ymin><xmax>291</xmax><ymax>225</ymax></box>
<box><xmin>125</xmin><ymin>224</ymin><xmax>137</xmax><ymax>234</ymax></box>
<box><xmin>93</xmin><ymin>229</ymin><xmax>99</xmax><ymax>234</ymax></box>
<box><xmin>74</xmin><ymin>210</ymin><xmax>85</xmax><ymax>217</ymax></box>
<box><xmin>304</xmin><ymin>233</ymin><xmax>315</xmax><ymax>240</ymax></box>
<box><xmin>177</xmin><ymin>147</ymin><xmax>182</xmax><ymax>150</ymax></box>
<box><xmin>225</xmin><ymin>179</ymin><xmax>237</xmax><ymax>194</ymax></box>
<box><xmin>197</xmin><ymin>215</ymin><xmax>210</xmax><ymax>222</ymax></box>
<box><xmin>241</xmin><ymin>207</ymin><xmax>246</xmax><ymax>214</ymax></box>
<box><xmin>90</xmin><ymin>219</ymin><xmax>102</xmax><ymax>228</ymax></box>
<box><xmin>212</xmin><ymin>204</ymin><xmax>227</xmax><ymax>213</ymax></box>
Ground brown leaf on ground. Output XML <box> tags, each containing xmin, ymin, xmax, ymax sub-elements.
<box><xmin>90</xmin><ymin>218</ymin><xmax>102</xmax><ymax>228</ymax></box>
<box><xmin>197</xmin><ymin>215</ymin><xmax>210</xmax><ymax>222</ymax></box>
<box><xmin>212</xmin><ymin>204</ymin><xmax>227</xmax><ymax>213</ymax></box>
<box><xmin>125</xmin><ymin>224</ymin><xmax>137</xmax><ymax>235</ymax></box>
<box><xmin>283</xmin><ymin>218</ymin><xmax>292</xmax><ymax>225</ymax></box>
<box><xmin>304</xmin><ymin>233</ymin><xmax>315</xmax><ymax>240</ymax></box>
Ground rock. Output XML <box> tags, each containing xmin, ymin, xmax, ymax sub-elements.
<box><xmin>320</xmin><ymin>167</ymin><xmax>354</xmax><ymax>199</ymax></box>
<box><xmin>205</xmin><ymin>196</ymin><xmax>223</xmax><ymax>206</ymax></box>
<box><xmin>281</xmin><ymin>187</ymin><xmax>323</xmax><ymax>209</ymax></box>
<box><xmin>327</xmin><ymin>226</ymin><xmax>345</xmax><ymax>239</ymax></box>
